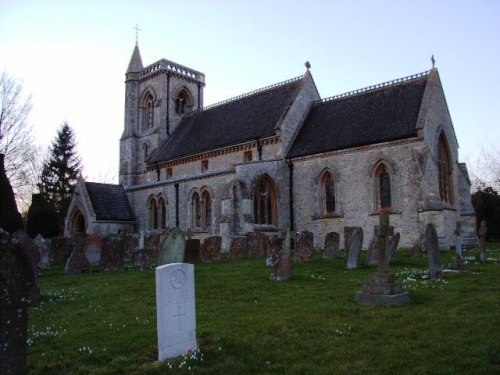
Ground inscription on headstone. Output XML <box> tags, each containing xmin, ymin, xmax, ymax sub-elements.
<box><xmin>156</xmin><ymin>263</ymin><xmax>197</xmax><ymax>361</ymax></box>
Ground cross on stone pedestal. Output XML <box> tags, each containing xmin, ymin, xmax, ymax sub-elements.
<box><xmin>377</xmin><ymin>211</ymin><xmax>390</xmax><ymax>273</ymax></box>
<box><xmin>173</xmin><ymin>305</ymin><xmax>185</xmax><ymax>331</ymax></box>
<box><xmin>477</xmin><ymin>221</ymin><xmax>487</xmax><ymax>262</ymax></box>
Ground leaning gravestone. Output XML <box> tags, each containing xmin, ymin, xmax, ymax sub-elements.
<box><xmin>477</xmin><ymin>221</ymin><xmax>487</xmax><ymax>262</ymax></box>
<box><xmin>246</xmin><ymin>232</ymin><xmax>269</xmax><ymax>258</ymax></box>
<box><xmin>156</xmin><ymin>263</ymin><xmax>197</xmax><ymax>361</ymax></box>
<box><xmin>202</xmin><ymin>236</ymin><xmax>222</xmax><ymax>263</ymax></box>
<box><xmin>184</xmin><ymin>239</ymin><xmax>201</xmax><ymax>264</ymax></box>
<box><xmin>158</xmin><ymin>228</ymin><xmax>186</xmax><ymax>266</ymax></box>
<box><xmin>366</xmin><ymin>227</ymin><xmax>379</xmax><ymax>266</ymax></box>
<box><xmin>295</xmin><ymin>231</ymin><xmax>314</xmax><ymax>262</ymax></box>
<box><xmin>384</xmin><ymin>232</ymin><xmax>400</xmax><ymax>270</ymax></box>
<box><xmin>83</xmin><ymin>233</ymin><xmax>103</xmax><ymax>266</ymax></box>
<box><xmin>411</xmin><ymin>238</ymin><xmax>423</xmax><ymax>257</ymax></box>
<box><xmin>269</xmin><ymin>226</ymin><xmax>293</xmax><ymax>281</ymax></box>
<box><xmin>229</xmin><ymin>235</ymin><xmax>248</xmax><ymax>260</ymax></box>
<box><xmin>424</xmin><ymin>223</ymin><xmax>443</xmax><ymax>279</ymax></box>
<box><xmin>343</xmin><ymin>227</ymin><xmax>363</xmax><ymax>269</ymax></box>
<box><xmin>323</xmin><ymin>232</ymin><xmax>340</xmax><ymax>259</ymax></box>
<box><xmin>0</xmin><ymin>230</ymin><xmax>35</xmax><ymax>375</ymax></box>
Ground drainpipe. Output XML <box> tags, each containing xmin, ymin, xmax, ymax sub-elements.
<box><xmin>155</xmin><ymin>162</ymin><xmax>160</xmax><ymax>182</ymax></box>
<box><xmin>174</xmin><ymin>183</ymin><xmax>179</xmax><ymax>227</ymax></box>
<box><xmin>256</xmin><ymin>138</ymin><xmax>263</xmax><ymax>160</ymax></box>
<box><xmin>287</xmin><ymin>159</ymin><xmax>294</xmax><ymax>232</ymax></box>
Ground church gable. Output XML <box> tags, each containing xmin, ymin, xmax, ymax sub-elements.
<box><xmin>150</xmin><ymin>76</ymin><xmax>305</xmax><ymax>164</ymax></box>
<box><xmin>85</xmin><ymin>182</ymin><xmax>135</xmax><ymax>221</ymax></box>
<box><xmin>287</xmin><ymin>71</ymin><xmax>429</xmax><ymax>159</ymax></box>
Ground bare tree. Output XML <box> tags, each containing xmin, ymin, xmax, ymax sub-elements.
<box><xmin>468</xmin><ymin>143</ymin><xmax>500</xmax><ymax>191</ymax></box>
<box><xmin>0</xmin><ymin>71</ymin><xmax>40</xmax><ymax>211</ymax></box>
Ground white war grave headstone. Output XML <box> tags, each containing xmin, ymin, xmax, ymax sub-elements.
<box><xmin>156</xmin><ymin>263</ymin><xmax>197</xmax><ymax>361</ymax></box>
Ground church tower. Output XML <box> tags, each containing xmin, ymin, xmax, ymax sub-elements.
<box><xmin>119</xmin><ymin>44</ymin><xmax>205</xmax><ymax>186</ymax></box>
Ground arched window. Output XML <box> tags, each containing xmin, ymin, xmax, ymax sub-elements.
<box><xmin>375</xmin><ymin>163</ymin><xmax>392</xmax><ymax>211</ymax></box>
<box><xmin>438</xmin><ymin>133</ymin><xmax>453</xmax><ymax>204</ymax></box>
<box><xmin>253</xmin><ymin>176</ymin><xmax>278</xmax><ymax>226</ymax></box>
<box><xmin>191</xmin><ymin>192</ymin><xmax>201</xmax><ymax>228</ymax></box>
<box><xmin>143</xmin><ymin>92</ymin><xmax>154</xmax><ymax>130</ymax></box>
<box><xmin>71</xmin><ymin>210</ymin><xmax>86</xmax><ymax>233</ymax></box>
<box><xmin>148</xmin><ymin>197</ymin><xmax>158</xmax><ymax>229</ymax></box>
<box><xmin>320</xmin><ymin>171</ymin><xmax>336</xmax><ymax>215</ymax></box>
<box><xmin>175</xmin><ymin>89</ymin><xmax>192</xmax><ymax>116</ymax></box>
<box><xmin>202</xmin><ymin>190</ymin><xmax>212</xmax><ymax>227</ymax></box>
<box><xmin>158</xmin><ymin>197</ymin><xmax>167</xmax><ymax>229</ymax></box>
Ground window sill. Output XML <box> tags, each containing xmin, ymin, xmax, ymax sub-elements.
<box><xmin>312</xmin><ymin>213</ymin><xmax>344</xmax><ymax>220</ymax></box>
<box><xmin>254</xmin><ymin>224</ymin><xmax>279</xmax><ymax>232</ymax></box>
<box><xmin>369</xmin><ymin>210</ymin><xmax>401</xmax><ymax>216</ymax></box>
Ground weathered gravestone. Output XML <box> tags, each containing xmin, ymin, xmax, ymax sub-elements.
<box><xmin>100</xmin><ymin>235</ymin><xmax>124</xmax><ymax>272</ymax></box>
<box><xmin>156</xmin><ymin>263</ymin><xmax>197</xmax><ymax>361</ymax></box>
<box><xmin>449</xmin><ymin>222</ymin><xmax>467</xmax><ymax>270</ymax></box>
<box><xmin>145</xmin><ymin>233</ymin><xmax>163</xmax><ymax>258</ymax></box>
<box><xmin>424</xmin><ymin>223</ymin><xmax>443</xmax><ymax>279</ymax></box>
<box><xmin>269</xmin><ymin>237</ymin><xmax>283</xmax><ymax>259</ymax></box>
<box><xmin>0</xmin><ymin>230</ymin><xmax>35</xmax><ymax>375</ymax></box>
<box><xmin>246</xmin><ymin>232</ymin><xmax>269</xmax><ymax>258</ymax></box>
<box><xmin>51</xmin><ymin>236</ymin><xmax>72</xmax><ymax>265</ymax></box>
<box><xmin>355</xmin><ymin>212</ymin><xmax>410</xmax><ymax>306</ymax></box>
<box><xmin>343</xmin><ymin>227</ymin><xmax>363</xmax><ymax>269</ymax></box>
<box><xmin>184</xmin><ymin>239</ymin><xmax>201</xmax><ymax>264</ymax></box>
<box><xmin>323</xmin><ymin>232</ymin><xmax>340</xmax><ymax>259</ymax></box>
<box><xmin>366</xmin><ymin>227</ymin><xmax>398</xmax><ymax>268</ymax></box>
<box><xmin>384</xmin><ymin>232</ymin><xmax>400</xmax><ymax>270</ymax></box>
<box><xmin>132</xmin><ymin>248</ymin><xmax>152</xmax><ymax>269</ymax></box>
<box><xmin>34</xmin><ymin>234</ymin><xmax>51</xmax><ymax>270</ymax></box>
<box><xmin>159</xmin><ymin>228</ymin><xmax>186</xmax><ymax>266</ymax></box>
<box><xmin>121</xmin><ymin>233</ymin><xmax>137</xmax><ymax>262</ymax></box>
<box><xmin>229</xmin><ymin>235</ymin><xmax>248</xmax><ymax>260</ymax></box>
<box><xmin>202</xmin><ymin>236</ymin><xmax>221</xmax><ymax>263</ymax></box>
<box><xmin>269</xmin><ymin>226</ymin><xmax>293</xmax><ymax>281</ymax></box>
<box><xmin>295</xmin><ymin>231</ymin><xmax>314</xmax><ymax>262</ymax></box>
<box><xmin>411</xmin><ymin>238</ymin><xmax>423</xmax><ymax>257</ymax></box>
<box><xmin>65</xmin><ymin>241</ymin><xmax>91</xmax><ymax>275</ymax></box>
<box><xmin>477</xmin><ymin>221</ymin><xmax>487</xmax><ymax>262</ymax></box>
<box><xmin>13</xmin><ymin>230</ymin><xmax>41</xmax><ymax>300</ymax></box>
<box><xmin>83</xmin><ymin>233</ymin><xmax>103</xmax><ymax>266</ymax></box>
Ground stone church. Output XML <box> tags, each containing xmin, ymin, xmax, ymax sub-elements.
<box><xmin>65</xmin><ymin>43</ymin><xmax>477</xmax><ymax>250</ymax></box>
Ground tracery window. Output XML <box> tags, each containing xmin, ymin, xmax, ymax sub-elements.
<box><xmin>158</xmin><ymin>197</ymin><xmax>167</xmax><ymax>229</ymax></box>
<box><xmin>175</xmin><ymin>89</ymin><xmax>192</xmax><ymax>116</ymax></box>
<box><xmin>143</xmin><ymin>92</ymin><xmax>154</xmax><ymax>130</ymax></box>
<box><xmin>320</xmin><ymin>171</ymin><xmax>336</xmax><ymax>215</ymax></box>
<box><xmin>202</xmin><ymin>190</ymin><xmax>212</xmax><ymax>227</ymax></box>
<box><xmin>191</xmin><ymin>192</ymin><xmax>201</xmax><ymax>228</ymax></box>
<box><xmin>438</xmin><ymin>133</ymin><xmax>453</xmax><ymax>204</ymax></box>
<box><xmin>375</xmin><ymin>163</ymin><xmax>392</xmax><ymax>211</ymax></box>
<box><xmin>148</xmin><ymin>196</ymin><xmax>158</xmax><ymax>229</ymax></box>
<box><xmin>253</xmin><ymin>176</ymin><xmax>277</xmax><ymax>226</ymax></box>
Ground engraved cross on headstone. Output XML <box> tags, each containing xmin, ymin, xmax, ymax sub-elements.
<box><xmin>173</xmin><ymin>305</ymin><xmax>185</xmax><ymax>331</ymax></box>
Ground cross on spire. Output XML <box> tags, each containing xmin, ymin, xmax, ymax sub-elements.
<box><xmin>431</xmin><ymin>55</ymin><xmax>435</xmax><ymax>69</ymax></box>
<box><xmin>133</xmin><ymin>23</ymin><xmax>142</xmax><ymax>45</ymax></box>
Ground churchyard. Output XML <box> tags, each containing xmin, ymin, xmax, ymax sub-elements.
<box><xmin>26</xmin><ymin>244</ymin><xmax>499</xmax><ymax>374</ymax></box>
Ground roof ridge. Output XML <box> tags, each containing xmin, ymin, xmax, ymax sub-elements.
<box><xmin>317</xmin><ymin>70</ymin><xmax>430</xmax><ymax>104</ymax></box>
<box><xmin>86</xmin><ymin>181</ymin><xmax>120</xmax><ymax>187</ymax></box>
<box><xmin>194</xmin><ymin>74</ymin><xmax>304</xmax><ymax>114</ymax></box>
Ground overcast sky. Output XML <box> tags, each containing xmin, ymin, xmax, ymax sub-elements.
<box><xmin>1</xmin><ymin>0</ymin><xmax>499</xmax><ymax>183</ymax></box>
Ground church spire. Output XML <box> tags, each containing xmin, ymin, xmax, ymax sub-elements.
<box><xmin>127</xmin><ymin>43</ymin><xmax>143</xmax><ymax>74</ymax></box>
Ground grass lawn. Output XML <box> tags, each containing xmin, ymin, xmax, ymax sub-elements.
<box><xmin>27</xmin><ymin>244</ymin><xmax>500</xmax><ymax>375</ymax></box>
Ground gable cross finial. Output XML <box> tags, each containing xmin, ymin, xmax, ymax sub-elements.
<box><xmin>133</xmin><ymin>23</ymin><xmax>142</xmax><ymax>45</ymax></box>
<box><xmin>305</xmin><ymin>61</ymin><xmax>311</xmax><ymax>71</ymax></box>
<box><xmin>431</xmin><ymin>55</ymin><xmax>435</xmax><ymax>69</ymax></box>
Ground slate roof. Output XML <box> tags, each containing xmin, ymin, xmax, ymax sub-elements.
<box><xmin>150</xmin><ymin>76</ymin><xmax>305</xmax><ymax>164</ymax></box>
<box><xmin>85</xmin><ymin>182</ymin><xmax>135</xmax><ymax>221</ymax></box>
<box><xmin>287</xmin><ymin>72</ymin><xmax>429</xmax><ymax>158</ymax></box>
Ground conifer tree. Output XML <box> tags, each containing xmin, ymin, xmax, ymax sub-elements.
<box><xmin>37</xmin><ymin>122</ymin><xmax>81</xmax><ymax>220</ymax></box>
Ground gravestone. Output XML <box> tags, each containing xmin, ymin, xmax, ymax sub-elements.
<box><xmin>269</xmin><ymin>226</ymin><xmax>293</xmax><ymax>281</ymax></box>
<box><xmin>229</xmin><ymin>235</ymin><xmax>248</xmax><ymax>260</ymax></box>
<box><xmin>295</xmin><ymin>231</ymin><xmax>314</xmax><ymax>262</ymax></box>
<box><xmin>0</xmin><ymin>230</ymin><xmax>35</xmax><ymax>375</ymax></box>
<box><xmin>411</xmin><ymin>238</ymin><xmax>423</xmax><ymax>257</ymax></box>
<box><xmin>121</xmin><ymin>233</ymin><xmax>137</xmax><ymax>262</ymax></box>
<box><xmin>83</xmin><ymin>233</ymin><xmax>103</xmax><ymax>266</ymax></box>
<box><xmin>156</xmin><ymin>263</ymin><xmax>197</xmax><ymax>361</ymax></box>
<box><xmin>424</xmin><ymin>223</ymin><xmax>443</xmax><ymax>279</ymax></box>
<box><xmin>323</xmin><ymin>232</ymin><xmax>340</xmax><ymax>259</ymax></box>
<box><xmin>51</xmin><ymin>236</ymin><xmax>72</xmax><ymax>264</ymax></box>
<box><xmin>158</xmin><ymin>228</ymin><xmax>186</xmax><ymax>266</ymax></box>
<box><xmin>132</xmin><ymin>248</ymin><xmax>152</xmax><ymax>269</ymax></box>
<box><xmin>184</xmin><ymin>239</ymin><xmax>201</xmax><ymax>264</ymax></box>
<box><xmin>202</xmin><ymin>236</ymin><xmax>221</xmax><ymax>263</ymax></box>
<box><xmin>246</xmin><ymin>232</ymin><xmax>269</xmax><ymax>258</ymax></box>
<box><xmin>13</xmin><ymin>230</ymin><xmax>41</xmax><ymax>300</ymax></box>
<box><xmin>384</xmin><ymin>232</ymin><xmax>400</xmax><ymax>270</ymax></box>
<box><xmin>343</xmin><ymin>227</ymin><xmax>363</xmax><ymax>269</ymax></box>
<box><xmin>34</xmin><ymin>234</ymin><xmax>51</xmax><ymax>270</ymax></box>
<box><xmin>269</xmin><ymin>237</ymin><xmax>283</xmax><ymax>258</ymax></box>
<box><xmin>145</xmin><ymin>233</ymin><xmax>163</xmax><ymax>258</ymax></box>
<box><xmin>449</xmin><ymin>222</ymin><xmax>467</xmax><ymax>270</ymax></box>
<box><xmin>65</xmin><ymin>247</ymin><xmax>91</xmax><ymax>275</ymax></box>
<box><xmin>356</xmin><ymin>212</ymin><xmax>409</xmax><ymax>306</ymax></box>
<box><xmin>100</xmin><ymin>235</ymin><xmax>124</xmax><ymax>272</ymax></box>
<box><xmin>477</xmin><ymin>221</ymin><xmax>487</xmax><ymax>262</ymax></box>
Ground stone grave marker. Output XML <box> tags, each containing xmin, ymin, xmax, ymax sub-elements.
<box><xmin>246</xmin><ymin>232</ymin><xmax>269</xmax><ymax>258</ymax></box>
<box><xmin>323</xmin><ymin>232</ymin><xmax>340</xmax><ymax>259</ymax></box>
<box><xmin>13</xmin><ymin>230</ymin><xmax>41</xmax><ymax>300</ymax></box>
<box><xmin>411</xmin><ymin>238</ymin><xmax>423</xmax><ymax>257</ymax></box>
<box><xmin>229</xmin><ymin>235</ymin><xmax>248</xmax><ymax>260</ymax></box>
<box><xmin>158</xmin><ymin>228</ymin><xmax>186</xmax><ymax>266</ymax></box>
<box><xmin>184</xmin><ymin>239</ymin><xmax>201</xmax><ymax>264</ymax></box>
<box><xmin>0</xmin><ymin>230</ymin><xmax>35</xmax><ymax>375</ymax></box>
<box><xmin>269</xmin><ymin>226</ymin><xmax>293</xmax><ymax>281</ymax></box>
<box><xmin>100</xmin><ymin>235</ymin><xmax>124</xmax><ymax>272</ymax></box>
<box><xmin>34</xmin><ymin>234</ymin><xmax>51</xmax><ymax>270</ymax></box>
<box><xmin>156</xmin><ymin>263</ymin><xmax>197</xmax><ymax>361</ymax></box>
<box><xmin>295</xmin><ymin>231</ymin><xmax>314</xmax><ymax>262</ymax></box>
<box><xmin>366</xmin><ymin>226</ymin><xmax>379</xmax><ymax>266</ymax></box>
<box><xmin>384</xmin><ymin>232</ymin><xmax>400</xmax><ymax>270</ymax></box>
<box><xmin>202</xmin><ymin>236</ymin><xmax>221</xmax><ymax>263</ymax></box>
<box><xmin>51</xmin><ymin>236</ymin><xmax>72</xmax><ymax>265</ymax></box>
<box><xmin>477</xmin><ymin>221</ymin><xmax>487</xmax><ymax>262</ymax></box>
<box><xmin>343</xmin><ymin>227</ymin><xmax>363</xmax><ymax>269</ymax></box>
<box><xmin>83</xmin><ymin>233</ymin><xmax>103</xmax><ymax>266</ymax></box>
<box><xmin>449</xmin><ymin>222</ymin><xmax>467</xmax><ymax>270</ymax></box>
<box><xmin>65</xmin><ymin>246</ymin><xmax>91</xmax><ymax>275</ymax></box>
<box><xmin>424</xmin><ymin>223</ymin><xmax>443</xmax><ymax>279</ymax></box>
<box><xmin>132</xmin><ymin>248</ymin><xmax>152</xmax><ymax>270</ymax></box>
